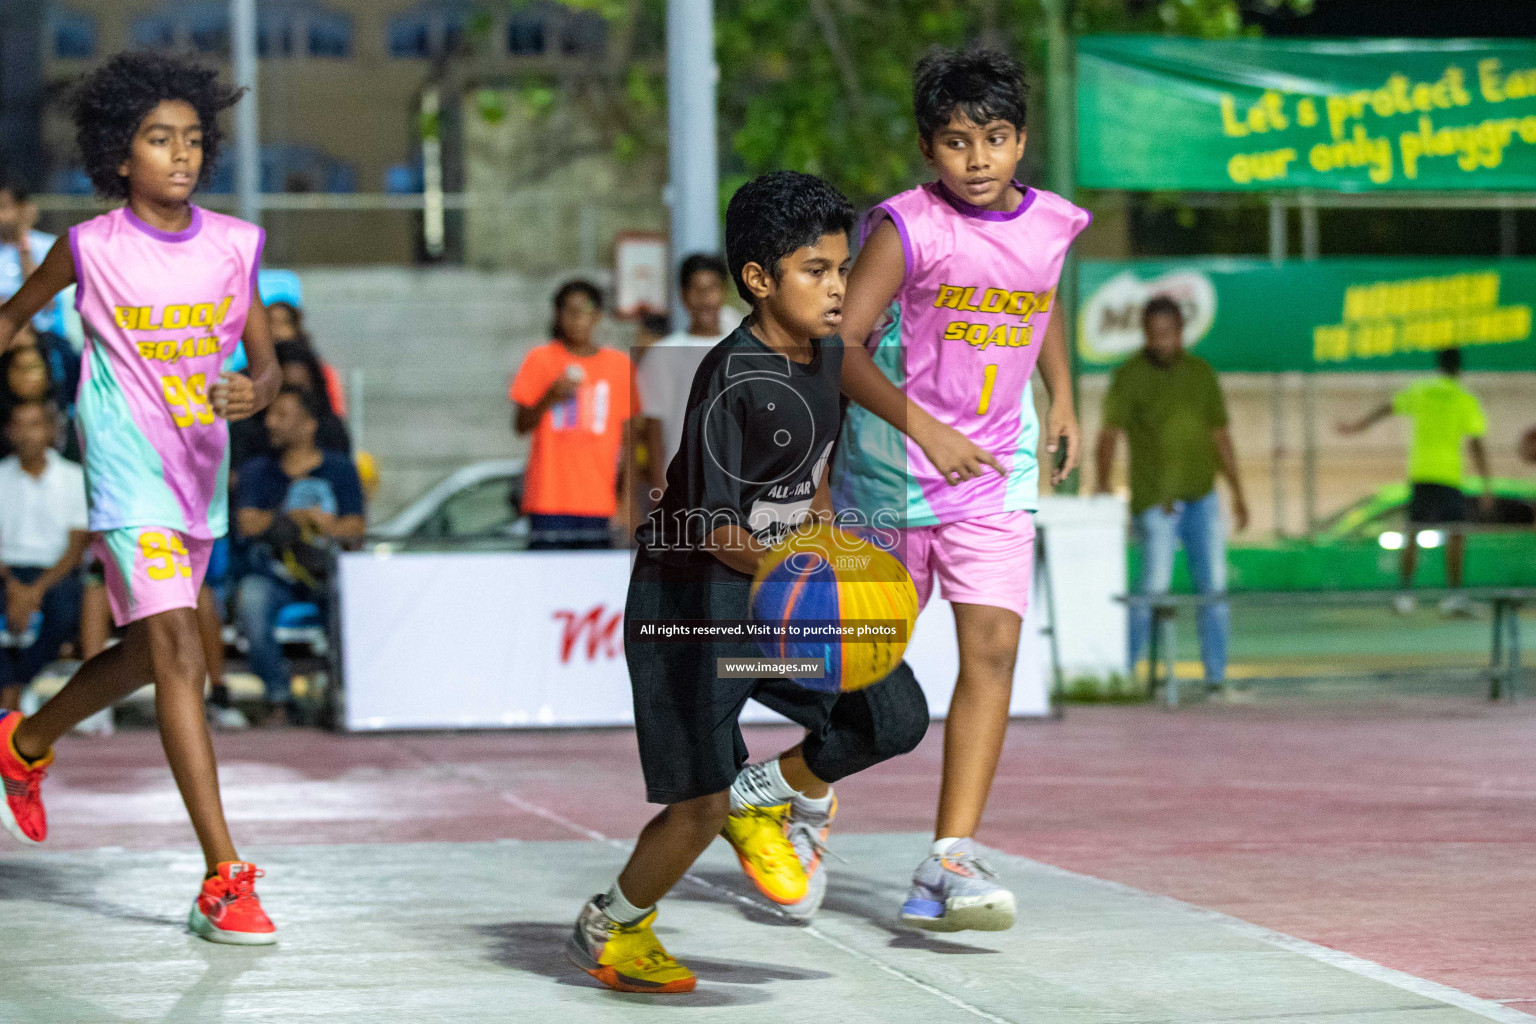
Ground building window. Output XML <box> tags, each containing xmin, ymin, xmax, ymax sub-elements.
<box><xmin>186</xmin><ymin>7</ymin><xmax>230</xmax><ymax>55</ymax></box>
<box><xmin>441</xmin><ymin>15</ymin><xmax>467</xmax><ymax>55</ymax></box>
<box><xmin>388</xmin><ymin>1</ymin><xmax>474</xmax><ymax>59</ymax></box>
<box><xmin>258</xmin><ymin>18</ymin><xmax>294</xmax><ymax>58</ymax></box>
<box><xmin>254</xmin><ymin>15</ymin><xmax>293</xmax><ymax>57</ymax></box>
<box><xmin>388</xmin><ymin>19</ymin><xmax>431</xmax><ymax>59</ymax></box>
<box><xmin>506</xmin><ymin>14</ymin><xmax>546</xmax><ymax>56</ymax></box>
<box><xmin>307</xmin><ymin>12</ymin><xmax>352</xmax><ymax>58</ymax></box>
<box><xmin>130</xmin><ymin>14</ymin><xmax>177</xmax><ymax>50</ymax></box>
<box><xmin>130</xmin><ymin>3</ymin><xmax>229</xmax><ymax>54</ymax></box>
<box><xmin>204</xmin><ymin>144</ymin><xmax>357</xmax><ymax>194</ymax></box>
<box><xmin>132</xmin><ymin>2</ymin><xmax>350</xmax><ymax>60</ymax></box>
<box><xmin>559</xmin><ymin>10</ymin><xmax>606</xmax><ymax>57</ymax></box>
<box><xmin>50</xmin><ymin>10</ymin><xmax>97</xmax><ymax>59</ymax></box>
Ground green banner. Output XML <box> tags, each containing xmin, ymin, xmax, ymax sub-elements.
<box><xmin>1078</xmin><ymin>36</ymin><xmax>1536</xmax><ymax>191</ymax></box>
<box><xmin>1077</xmin><ymin>257</ymin><xmax>1536</xmax><ymax>373</ymax></box>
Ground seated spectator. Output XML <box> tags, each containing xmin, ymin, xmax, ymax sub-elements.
<box><xmin>25</xmin><ymin>326</ymin><xmax>79</xmax><ymax>421</ymax></box>
<box><xmin>235</xmin><ymin>387</ymin><xmax>365</xmax><ymax>724</ymax></box>
<box><xmin>0</xmin><ymin>337</ymin><xmax>77</xmax><ymax>461</ymax></box>
<box><xmin>228</xmin><ymin>339</ymin><xmax>351</xmax><ymax>475</ymax></box>
<box><xmin>278</xmin><ymin>341</ymin><xmax>352</xmax><ymax>454</ymax></box>
<box><xmin>268</xmin><ymin>300</ymin><xmax>347</xmax><ymax>416</ymax></box>
<box><xmin>0</xmin><ymin>401</ymin><xmax>88</xmax><ymax>710</ymax></box>
<box><xmin>510</xmin><ymin>280</ymin><xmax>638</xmax><ymax>550</ymax></box>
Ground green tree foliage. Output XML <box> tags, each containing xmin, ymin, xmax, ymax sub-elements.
<box><xmin>520</xmin><ymin>0</ymin><xmax>1313</xmax><ymax>205</ymax></box>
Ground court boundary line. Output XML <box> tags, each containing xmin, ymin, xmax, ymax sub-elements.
<box><xmin>409</xmin><ymin>750</ymin><xmax>1015</xmax><ymax>1024</ymax></box>
<box><xmin>403</xmin><ymin>743</ymin><xmax>1527</xmax><ymax>1024</ymax></box>
<box><xmin>1013</xmin><ymin>854</ymin><xmax>1536</xmax><ymax>1024</ymax></box>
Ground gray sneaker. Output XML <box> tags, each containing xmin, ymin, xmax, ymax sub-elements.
<box><xmin>781</xmin><ymin>793</ymin><xmax>836</xmax><ymax>921</ymax></box>
<box><xmin>899</xmin><ymin>838</ymin><xmax>1016</xmax><ymax>932</ymax></box>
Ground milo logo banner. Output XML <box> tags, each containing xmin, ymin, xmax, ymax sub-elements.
<box><xmin>1077</xmin><ymin>258</ymin><xmax>1536</xmax><ymax>373</ymax></box>
<box><xmin>1078</xmin><ymin>36</ymin><xmax>1536</xmax><ymax>191</ymax></box>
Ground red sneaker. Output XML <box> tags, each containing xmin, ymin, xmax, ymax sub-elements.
<box><xmin>0</xmin><ymin>711</ymin><xmax>51</xmax><ymax>845</ymax></box>
<box><xmin>188</xmin><ymin>862</ymin><xmax>278</xmax><ymax>945</ymax></box>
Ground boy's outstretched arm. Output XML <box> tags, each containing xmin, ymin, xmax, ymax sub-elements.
<box><xmin>213</xmin><ymin>301</ymin><xmax>280</xmax><ymax>421</ymax></box>
<box><xmin>1035</xmin><ymin>310</ymin><xmax>1080</xmax><ymax>487</ymax></box>
<box><xmin>841</xmin><ymin>220</ymin><xmax>1003</xmax><ymax>486</ymax></box>
<box><xmin>0</xmin><ymin>238</ymin><xmax>75</xmax><ymax>351</ymax></box>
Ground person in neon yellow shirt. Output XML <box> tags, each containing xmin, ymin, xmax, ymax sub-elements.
<box><xmin>1337</xmin><ymin>348</ymin><xmax>1493</xmax><ymax>616</ymax></box>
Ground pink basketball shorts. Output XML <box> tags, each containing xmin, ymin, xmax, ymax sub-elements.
<box><xmin>94</xmin><ymin>526</ymin><xmax>214</xmax><ymax>627</ymax></box>
<box><xmin>892</xmin><ymin>509</ymin><xmax>1036</xmax><ymax>620</ymax></box>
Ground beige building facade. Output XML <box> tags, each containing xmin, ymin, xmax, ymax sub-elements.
<box><xmin>35</xmin><ymin>0</ymin><xmax>662</xmax><ymax>267</ymax></box>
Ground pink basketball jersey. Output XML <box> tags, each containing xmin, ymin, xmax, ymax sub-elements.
<box><xmin>834</xmin><ymin>181</ymin><xmax>1090</xmax><ymax>526</ymax></box>
<box><xmin>70</xmin><ymin>205</ymin><xmax>263</xmax><ymax>538</ymax></box>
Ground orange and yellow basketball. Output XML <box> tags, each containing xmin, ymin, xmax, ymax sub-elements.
<box><xmin>749</xmin><ymin>524</ymin><xmax>919</xmax><ymax>693</ymax></box>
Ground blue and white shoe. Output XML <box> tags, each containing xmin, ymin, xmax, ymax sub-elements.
<box><xmin>899</xmin><ymin>838</ymin><xmax>1016</xmax><ymax>932</ymax></box>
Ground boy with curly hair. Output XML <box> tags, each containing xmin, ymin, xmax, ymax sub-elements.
<box><xmin>0</xmin><ymin>51</ymin><xmax>282</xmax><ymax>944</ymax></box>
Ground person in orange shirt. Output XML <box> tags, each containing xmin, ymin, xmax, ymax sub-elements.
<box><xmin>510</xmin><ymin>280</ymin><xmax>638</xmax><ymax>549</ymax></box>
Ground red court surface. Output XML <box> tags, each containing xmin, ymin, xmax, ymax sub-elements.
<box><xmin>22</xmin><ymin>698</ymin><xmax>1536</xmax><ymax>1011</ymax></box>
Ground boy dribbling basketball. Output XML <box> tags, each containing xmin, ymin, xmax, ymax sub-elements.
<box><xmin>565</xmin><ymin>171</ymin><xmax>928</xmax><ymax>993</ymax></box>
<box><xmin>833</xmin><ymin>47</ymin><xmax>1090</xmax><ymax>931</ymax></box>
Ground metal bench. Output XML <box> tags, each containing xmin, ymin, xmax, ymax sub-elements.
<box><xmin>1118</xmin><ymin>588</ymin><xmax>1531</xmax><ymax>708</ymax></box>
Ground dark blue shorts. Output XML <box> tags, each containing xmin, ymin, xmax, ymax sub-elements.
<box><xmin>527</xmin><ymin>514</ymin><xmax>611</xmax><ymax>550</ymax></box>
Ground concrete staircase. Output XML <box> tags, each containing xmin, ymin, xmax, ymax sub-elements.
<box><xmin>295</xmin><ymin>267</ymin><xmax>621</xmax><ymax>521</ymax></box>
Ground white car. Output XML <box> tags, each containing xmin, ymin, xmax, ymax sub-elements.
<box><xmin>373</xmin><ymin>459</ymin><xmax>529</xmax><ymax>549</ymax></box>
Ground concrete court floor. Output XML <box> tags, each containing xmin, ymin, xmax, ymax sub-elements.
<box><xmin>0</xmin><ymin>836</ymin><xmax>1526</xmax><ymax>1024</ymax></box>
<box><xmin>1</xmin><ymin>700</ymin><xmax>1534</xmax><ymax>1023</ymax></box>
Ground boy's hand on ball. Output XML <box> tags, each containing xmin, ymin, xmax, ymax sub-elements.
<box><xmin>212</xmin><ymin>372</ymin><xmax>256</xmax><ymax>421</ymax></box>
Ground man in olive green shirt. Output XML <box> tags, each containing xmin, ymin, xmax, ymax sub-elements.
<box><xmin>1337</xmin><ymin>347</ymin><xmax>1492</xmax><ymax>616</ymax></box>
<box><xmin>1095</xmin><ymin>297</ymin><xmax>1248</xmax><ymax>686</ymax></box>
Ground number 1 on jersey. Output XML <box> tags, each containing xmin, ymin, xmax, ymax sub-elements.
<box><xmin>976</xmin><ymin>364</ymin><xmax>998</xmax><ymax>415</ymax></box>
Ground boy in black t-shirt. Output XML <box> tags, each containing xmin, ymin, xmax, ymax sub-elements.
<box><xmin>566</xmin><ymin>173</ymin><xmax>928</xmax><ymax>994</ymax></box>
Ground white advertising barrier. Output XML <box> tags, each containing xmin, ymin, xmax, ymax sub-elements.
<box><xmin>1034</xmin><ymin>494</ymin><xmax>1130</xmax><ymax>678</ymax></box>
<box><xmin>339</xmin><ymin>496</ymin><xmax>1126</xmax><ymax>732</ymax></box>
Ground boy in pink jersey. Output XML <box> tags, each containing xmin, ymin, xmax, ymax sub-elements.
<box><xmin>0</xmin><ymin>52</ymin><xmax>281</xmax><ymax>944</ymax></box>
<box><xmin>832</xmin><ymin>48</ymin><xmax>1088</xmax><ymax>931</ymax></box>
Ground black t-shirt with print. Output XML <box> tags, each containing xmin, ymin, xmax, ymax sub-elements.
<box><xmin>637</xmin><ymin>324</ymin><xmax>843</xmax><ymax>577</ymax></box>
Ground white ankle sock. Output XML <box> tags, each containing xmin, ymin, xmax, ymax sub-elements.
<box><xmin>730</xmin><ymin>758</ymin><xmax>799</xmax><ymax>811</ymax></box>
<box><xmin>931</xmin><ymin>836</ymin><xmax>965</xmax><ymax>856</ymax></box>
<box><xmin>792</xmin><ymin>789</ymin><xmax>834</xmax><ymax>813</ymax></box>
<box><xmin>603</xmin><ymin>882</ymin><xmax>652</xmax><ymax>926</ymax></box>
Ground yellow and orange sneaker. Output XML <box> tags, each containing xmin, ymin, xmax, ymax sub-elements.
<box><xmin>0</xmin><ymin>711</ymin><xmax>51</xmax><ymax>845</ymax></box>
<box><xmin>721</xmin><ymin>803</ymin><xmax>807</xmax><ymax>906</ymax></box>
<box><xmin>566</xmin><ymin>896</ymin><xmax>696</xmax><ymax>993</ymax></box>
<box><xmin>188</xmin><ymin>862</ymin><xmax>278</xmax><ymax>945</ymax></box>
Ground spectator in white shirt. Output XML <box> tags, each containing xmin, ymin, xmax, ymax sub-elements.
<box><xmin>0</xmin><ymin>401</ymin><xmax>89</xmax><ymax>710</ymax></box>
<box><xmin>635</xmin><ymin>254</ymin><xmax>738</xmax><ymax>498</ymax></box>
